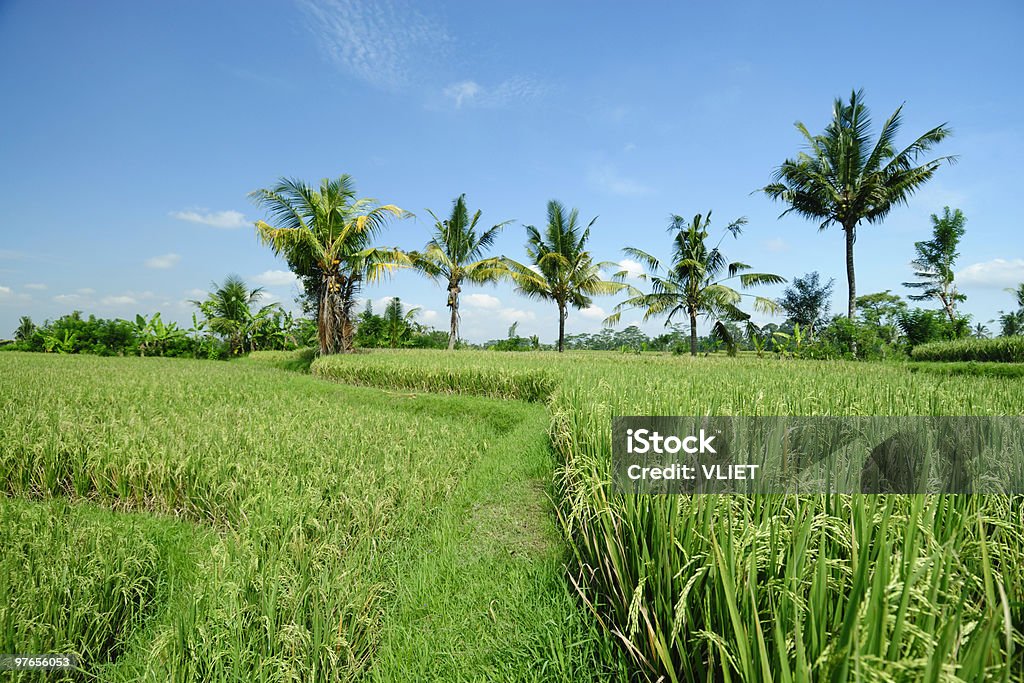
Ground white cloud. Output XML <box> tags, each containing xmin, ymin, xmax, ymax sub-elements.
<box><xmin>101</xmin><ymin>295</ymin><xmax>137</xmax><ymax>306</ymax></box>
<box><xmin>185</xmin><ymin>288</ymin><xmax>207</xmax><ymax>299</ymax></box>
<box><xmin>145</xmin><ymin>253</ymin><xmax>181</xmax><ymax>269</ymax></box>
<box><xmin>0</xmin><ymin>285</ymin><xmax>11</xmax><ymax>296</ymax></box>
<box><xmin>587</xmin><ymin>163</ymin><xmax>652</xmax><ymax>197</ymax></box>
<box><xmin>579</xmin><ymin>305</ymin><xmax>607</xmax><ymax>321</ymax></box>
<box><xmin>297</xmin><ymin>0</ymin><xmax>449</xmax><ymax>91</ymax></box>
<box><xmin>54</xmin><ymin>293</ymin><xmax>86</xmax><ymax>304</ymax></box>
<box><xmin>617</xmin><ymin>258</ymin><xmax>645</xmax><ymax>279</ymax></box>
<box><xmin>170</xmin><ymin>209</ymin><xmax>248</xmax><ymax>229</ymax></box>
<box><xmin>252</xmin><ymin>269</ymin><xmax>299</xmax><ymax>287</ymax></box>
<box><xmin>497</xmin><ymin>307</ymin><xmax>536</xmax><ymax>323</ymax></box>
<box><xmin>464</xmin><ymin>293</ymin><xmax>502</xmax><ymax>309</ymax></box>
<box><xmin>442</xmin><ymin>77</ymin><xmax>545</xmax><ymax>108</ymax></box>
<box><xmin>23</xmin><ymin>283</ymin><xmax>47</xmax><ymax>290</ymax></box>
<box><xmin>420</xmin><ymin>309</ymin><xmax>439</xmax><ymax>323</ymax></box>
<box><xmin>78</xmin><ymin>288</ymin><xmax>95</xmax><ymax>295</ymax></box>
<box><xmin>764</xmin><ymin>238</ymin><xmax>790</xmax><ymax>253</ymax></box>
<box><xmin>443</xmin><ymin>80</ymin><xmax>480</xmax><ymax>108</ymax></box>
<box><xmin>957</xmin><ymin>258</ymin><xmax>1024</xmax><ymax>288</ymax></box>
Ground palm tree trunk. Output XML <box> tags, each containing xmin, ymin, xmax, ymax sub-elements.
<box><xmin>689</xmin><ymin>310</ymin><xmax>698</xmax><ymax>356</ymax></box>
<box><xmin>447</xmin><ymin>281</ymin><xmax>460</xmax><ymax>351</ymax></box>
<box><xmin>844</xmin><ymin>223</ymin><xmax>857</xmax><ymax>319</ymax></box>
<box><xmin>558</xmin><ymin>302</ymin><xmax>566</xmax><ymax>353</ymax></box>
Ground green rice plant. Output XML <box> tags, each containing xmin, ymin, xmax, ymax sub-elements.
<box><xmin>911</xmin><ymin>336</ymin><xmax>1024</xmax><ymax>363</ymax></box>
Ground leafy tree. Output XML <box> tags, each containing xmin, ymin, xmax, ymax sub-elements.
<box><xmin>608</xmin><ymin>212</ymin><xmax>784</xmax><ymax>356</ymax></box>
<box><xmin>856</xmin><ymin>290</ymin><xmax>907</xmax><ymax>344</ymax></box>
<box><xmin>777</xmin><ymin>271</ymin><xmax>834</xmax><ymax>337</ymax></box>
<box><xmin>14</xmin><ymin>316</ymin><xmax>36</xmax><ymax>341</ymax></box>
<box><xmin>763</xmin><ymin>89</ymin><xmax>955</xmax><ymax>318</ymax></box>
<box><xmin>192</xmin><ymin>275</ymin><xmax>278</xmax><ymax>355</ymax></box>
<box><xmin>134</xmin><ymin>312</ymin><xmax>186</xmax><ymax>357</ymax></box>
<box><xmin>411</xmin><ymin>194</ymin><xmax>509</xmax><ymax>350</ymax></box>
<box><xmin>381</xmin><ymin>297</ymin><xmax>421</xmax><ymax>348</ymax></box>
<box><xmin>999</xmin><ymin>283</ymin><xmax>1024</xmax><ymax>336</ymax></box>
<box><xmin>897</xmin><ymin>308</ymin><xmax>968</xmax><ymax>347</ymax></box>
<box><xmin>501</xmin><ymin>200</ymin><xmax>623</xmax><ymax>352</ymax></box>
<box><xmin>250</xmin><ymin>175</ymin><xmax>409</xmax><ymax>354</ymax></box>
<box><xmin>902</xmin><ymin>206</ymin><xmax>967</xmax><ymax>323</ymax></box>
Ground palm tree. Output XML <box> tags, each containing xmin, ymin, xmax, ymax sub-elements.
<box><xmin>411</xmin><ymin>194</ymin><xmax>509</xmax><ymax>350</ymax></box>
<box><xmin>607</xmin><ymin>212</ymin><xmax>784</xmax><ymax>356</ymax></box>
<box><xmin>14</xmin><ymin>316</ymin><xmax>36</xmax><ymax>342</ymax></box>
<box><xmin>501</xmin><ymin>200</ymin><xmax>623</xmax><ymax>352</ymax></box>
<box><xmin>972</xmin><ymin>323</ymin><xmax>990</xmax><ymax>339</ymax></box>
<box><xmin>250</xmin><ymin>175</ymin><xmax>409</xmax><ymax>354</ymax></box>
<box><xmin>763</xmin><ymin>89</ymin><xmax>955</xmax><ymax>318</ymax></box>
<box><xmin>381</xmin><ymin>297</ymin><xmax>421</xmax><ymax>348</ymax></box>
<box><xmin>191</xmin><ymin>275</ymin><xmax>276</xmax><ymax>355</ymax></box>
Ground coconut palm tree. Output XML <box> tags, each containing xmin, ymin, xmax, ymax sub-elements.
<box><xmin>191</xmin><ymin>275</ymin><xmax>277</xmax><ymax>355</ymax></box>
<box><xmin>14</xmin><ymin>316</ymin><xmax>36</xmax><ymax>342</ymax></box>
<box><xmin>607</xmin><ymin>212</ymin><xmax>784</xmax><ymax>356</ymax></box>
<box><xmin>501</xmin><ymin>200</ymin><xmax>623</xmax><ymax>352</ymax></box>
<box><xmin>763</xmin><ymin>89</ymin><xmax>955</xmax><ymax>318</ymax></box>
<box><xmin>410</xmin><ymin>194</ymin><xmax>510</xmax><ymax>350</ymax></box>
<box><xmin>250</xmin><ymin>175</ymin><xmax>409</xmax><ymax>354</ymax></box>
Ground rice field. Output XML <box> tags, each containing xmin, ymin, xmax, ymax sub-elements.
<box><xmin>3</xmin><ymin>349</ymin><xmax>1023</xmax><ymax>681</ymax></box>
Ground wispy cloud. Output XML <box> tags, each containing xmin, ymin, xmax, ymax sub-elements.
<box><xmin>297</xmin><ymin>0</ymin><xmax>450</xmax><ymax>91</ymax></box>
<box><xmin>170</xmin><ymin>209</ymin><xmax>248</xmax><ymax>229</ymax></box>
<box><xmin>252</xmin><ymin>269</ymin><xmax>299</xmax><ymax>287</ymax></box>
<box><xmin>764</xmin><ymin>237</ymin><xmax>790</xmax><ymax>253</ymax></box>
<box><xmin>101</xmin><ymin>295</ymin><xmax>137</xmax><ymax>306</ymax></box>
<box><xmin>145</xmin><ymin>253</ymin><xmax>181</xmax><ymax>269</ymax></box>
<box><xmin>617</xmin><ymin>259</ymin><xmax>645</xmax><ymax>279</ymax></box>
<box><xmin>579</xmin><ymin>305</ymin><xmax>607</xmax><ymax>321</ymax></box>
<box><xmin>23</xmin><ymin>283</ymin><xmax>47</xmax><ymax>290</ymax></box>
<box><xmin>957</xmin><ymin>258</ymin><xmax>1024</xmax><ymax>288</ymax></box>
<box><xmin>442</xmin><ymin>77</ymin><xmax>545</xmax><ymax>109</ymax></box>
<box><xmin>464</xmin><ymin>293</ymin><xmax>502</xmax><ymax>309</ymax></box>
<box><xmin>587</xmin><ymin>163</ymin><xmax>652</xmax><ymax>197</ymax></box>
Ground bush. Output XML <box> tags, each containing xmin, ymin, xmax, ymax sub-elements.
<box><xmin>910</xmin><ymin>336</ymin><xmax>1024</xmax><ymax>363</ymax></box>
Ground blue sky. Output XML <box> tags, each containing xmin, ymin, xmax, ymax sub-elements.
<box><xmin>1</xmin><ymin>0</ymin><xmax>1021</xmax><ymax>342</ymax></box>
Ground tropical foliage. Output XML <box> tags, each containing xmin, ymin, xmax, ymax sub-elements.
<box><xmin>763</xmin><ymin>89</ymin><xmax>955</xmax><ymax>318</ymax></box>
<box><xmin>608</xmin><ymin>212</ymin><xmax>784</xmax><ymax>355</ymax></box>
<box><xmin>501</xmin><ymin>200</ymin><xmax>623</xmax><ymax>352</ymax></box>
<box><xmin>902</xmin><ymin>206</ymin><xmax>967</xmax><ymax>322</ymax></box>
<box><xmin>251</xmin><ymin>175</ymin><xmax>409</xmax><ymax>355</ymax></box>
<box><xmin>411</xmin><ymin>194</ymin><xmax>509</xmax><ymax>349</ymax></box>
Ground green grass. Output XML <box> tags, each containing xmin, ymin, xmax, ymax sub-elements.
<box><xmin>0</xmin><ymin>352</ymin><xmax>618</xmax><ymax>681</ymax></box>
<box><xmin>4</xmin><ymin>349</ymin><xmax>1024</xmax><ymax>681</ymax></box>
<box><xmin>301</xmin><ymin>349</ymin><xmax>1024</xmax><ymax>681</ymax></box>
<box><xmin>911</xmin><ymin>336</ymin><xmax>1024</xmax><ymax>363</ymax></box>
<box><xmin>909</xmin><ymin>360</ymin><xmax>1024</xmax><ymax>379</ymax></box>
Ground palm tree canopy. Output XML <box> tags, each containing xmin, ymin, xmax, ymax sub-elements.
<box><xmin>249</xmin><ymin>175</ymin><xmax>411</xmax><ymax>283</ymax></box>
<box><xmin>504</xmin><ymin>200</ymin><xmax>623</xmax><ymax>309</ymax></box>
<box><xmin>412</xmin><ymin>194</ymin><xmax>510</xmax><ymax>284</ymax></box>
<box><xmin>607</xmin><ymin>212</ymin><xmax>784</xmax><ymax>332</ymax></box>
<box><xmin>763</xmin><ymin>89</ymin><xmax>956</xmax><ymax>234</ymax></box>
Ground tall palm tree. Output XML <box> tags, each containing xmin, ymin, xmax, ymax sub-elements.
<box><xmin>410</xmin><ymin>194</ymin><xmax>510</xmax><ymax>350</ymax></box>
<box><xmin>763</xmin><ymin>89</ymin><xmax>955</xmax><ymax>318</ymax></box>
<box><xmin>14</xmin><ymin>316</ymin><xmax>36</xmax><ymax>342</ymax></box>
<box><xmin>502</xmin><ymin>200</ymin><xmax>623</xmax><ymax>352</ymax></box>
<box><xmin>250</xmin><ymin>175</ymin><xmax>409</xmax><ymax>355</ymax></box>
<box><xmin>191</xmin><ymin>275</ymin><xmax>276</xmax><ymax>355</ymax></box>
<box><xmin>607</xmin><ymin>212</ymin><xmax>784</xmax><ymax>356</ymax></box>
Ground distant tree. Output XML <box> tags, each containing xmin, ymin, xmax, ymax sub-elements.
<box><xmin>973</xmin><ymin>323</ymin><xmax>990</xmax><ymax>339</ymax></box>
<box><xmin>192</xmin><ymin>275</ymin><xmax>278</xmax><ymax>355</ymax></box>
<box><xmin>382</xmin><ymin>297</ymin><xmax>421</xmax><ymax>348</ymax></box>
<box><xmin>763</xmin><ymin>89</ymin><xmax>955</xmax><ymax>318</ymax></box>
<box><xmin>998</xmin><ymin>283</ymin><xmax>1024</xmax><ymax>336</ymax></box>
<box><xmin>777</xmin><ymin>272</ymin><xmax>834</xmax><ymax>337</ymax></box>
<box><xmin>856</xmin><ymin>290</ymin><xmax>907</xmax><ymax>344</ymax></box>
<box><xmin>250</xmin><ymin>175</ymin><xmax>409</xmax><ymax>354</ymax></box>
<box><xmin>14</xmin><ymin>316</ymin><xmax>36</xmax><ymax>341</ymax></box>
<box><xmin>501</xmin><ymin>200</ymin><xmax>623</xmax><ymax>352</ymax></box>
<box><xmin>902</xmin><ymin>207</ymin><xmax>967</xmax><ymax>323</ymax></box>
<box><xmin>411</xmin><ymin>194</ymin><xmax>510</xmax><ymax>350</ymax></box>
<box><xmin>608</xmin><ymin>212</ymin><xmax>783</xmax><ymax>356</ymax></box>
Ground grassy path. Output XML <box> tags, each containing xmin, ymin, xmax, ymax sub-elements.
<box><xmin>0</xmin><ymin>353</ymin><xmax>621</xmax><ymax>681</ymax></box>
